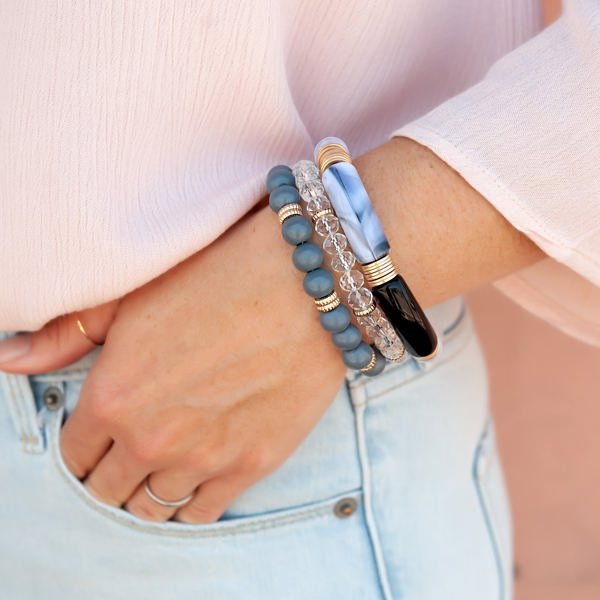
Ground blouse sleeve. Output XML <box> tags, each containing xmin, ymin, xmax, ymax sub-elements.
<box><xmin>389</xmin><ymin>0</ymin><xmax>600</xmax><ymax>346</ymax></box>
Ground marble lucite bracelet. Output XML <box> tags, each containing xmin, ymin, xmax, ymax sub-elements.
<box><xmin>291</xmin><ymin>159</ymin><xmax>406</xmax><ymax>363</ymax></box>
<box><xmin>314</xmin><ymin>137</ymin><xmax>439</xmax><ymax>361</ymax></box>
<box><xmin>266</xmin><ymin>164</ymin><xmax>386</xmax><ymax>376</ymax></box>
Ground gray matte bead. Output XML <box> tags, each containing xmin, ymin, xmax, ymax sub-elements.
<box><xmin>331</xmin><ymin>324</ymin><xmax>362</xmax><ymax>350</ymax></box>
<box><xmin>362</xmin><ymin>350</ymin><xmax>386</xmax><ymax>377</ymax></box>
<box><xmin>281</xmin><ymin>215</ymin><xmax>312</xmax><ymax>245</ymax></box>
<box><xmin>319</xmin><ymin>305</ymin><xmax>351</xmax><ymax>333</ymax></box>
<box><xmin>342</xmin><ymin>342</ymin><xmax>373</xmax><ymax>369</ymax></box>
<box><xmin>269</xmin><ymin>185</ymin><xmax>300</xmax><ymax>212</ymax></box>
<box><xmin>292</xmin><ymin>243</ymin><xmax>323</xmax><ymax>272</ymax></box>
<box><xmin>266</xmin><ymin>165</ymin><xmax>295</xmax><ymax>194</ymax></box>
<box><xmin>303</xmin><ymin>268</ymin><xmax>335</xmax><ymax>298</ymax></box>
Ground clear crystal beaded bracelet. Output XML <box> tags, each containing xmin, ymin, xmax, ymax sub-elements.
<box><xmin>291</xmin><ymin>159</ymin><xmax>407</xmax><ymax>363</ymax></box>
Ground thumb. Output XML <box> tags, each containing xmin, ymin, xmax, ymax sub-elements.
<box><xmin>0</xmin><ymin>300</ymin><xmax>119</xmax><ymax>374</ymax></box>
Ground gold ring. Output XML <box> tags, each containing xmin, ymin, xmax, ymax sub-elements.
<box><xmin>76</xmin><ymin>315</ymin><xmax>104</xmax><ymax>346</ymax></box>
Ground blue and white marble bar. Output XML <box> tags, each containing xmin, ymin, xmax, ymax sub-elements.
<box><xmin>320</xmin><ymin>161</ymin><xmax>390</xmax><ymax>265</ymax></box>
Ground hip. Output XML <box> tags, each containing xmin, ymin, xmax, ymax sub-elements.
<box><xmin>0</xmin><ymin>296</ymin><xmax>512</xmax><ymax>599</ymax></box>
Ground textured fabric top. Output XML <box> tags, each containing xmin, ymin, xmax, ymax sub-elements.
<box><xmin>0</xmin><ymin>0</ymin><xmax>598</xmax><ymax>343</ymax></box>
<box><xmin>393</xmin><ymin>0</ymin><xmax>600</xmax><ymax>345</ymax></box>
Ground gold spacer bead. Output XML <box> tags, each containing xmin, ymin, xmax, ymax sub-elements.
<box><xmin>311</xmin><ymin>208</ymin><xmax>334</xmax><ymax>222</ymax></box>
<box><xmin>362</xmin><ymin>254</ymin><xmax>398</xmax><ymax>287</ymax></box>
<box><xmin>316</xmin><ymin>143</ymin><xmax>353</xmax><ymax>173</ymax></box>
<box><xmin>360</xmin><ymin>348</ymin><xmax>378</xmax><ymax>373</ymax></box>
<box><xmin>314</xmin><ymin>291</ymin><xmax>341</xmax><ymax>313</ymax></box>
<box><xmin>277</xmin><ymin>203</ymin><xmax>304</xmax><ymax>224</ymax></box>
<box><xmin>353</xmin><ymin>303</ymin><xmax>377</xmax><ymax>318</ymax></box>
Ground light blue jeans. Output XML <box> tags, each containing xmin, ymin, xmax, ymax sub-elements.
<box><xmin>0</xmin><ymin>296</ymin><xmax>512</xmax><ymax>599</ymax></box>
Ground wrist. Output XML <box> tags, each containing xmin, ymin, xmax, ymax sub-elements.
<box><xmin>353</xmin><ymin>136</ymin><xmax>544</xmax><ymax>308</ymax></box>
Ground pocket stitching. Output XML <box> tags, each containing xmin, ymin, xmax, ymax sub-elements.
<box><xmin>48</xmin><ymin>411</ymin><xmax>361</xmax><ymax>538</ymax></box>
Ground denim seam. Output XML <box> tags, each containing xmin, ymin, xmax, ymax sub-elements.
<box><xmin>344</xmin><ymin>299</ymin><xmax>466</xmax><ymax>389</ymax></box>
<box><xmin>347</xmin><ymin>305</ymin><xmax>471</xmax><ymax>405</ymax></box>
<box><xmin>350</xmin><ymin>382</ymin><xmax>395</xmax><ymax>600</ymax></box>
<box><xmin>47</xmin><ymin>409</ymin><xmax>363</xmax><ymax>538</ymax></box>
<box><xmin>362</xmin><ymin>332</ymin><xmax>473</xmax><ymax>405</ymax></box>
<box><xmin>472</xmin><ymin>418</ymin><xmax>505</xmax><ymax>600</ymax></box>
<box><xmin>350</xmin><ymin>322</ymin><xmax>471</xmax><ymax>410</ymax></box>
<box><xmin>1</xmin><ymin>372</ymin><xmax>44</xmax><ymax>454</ymax></box>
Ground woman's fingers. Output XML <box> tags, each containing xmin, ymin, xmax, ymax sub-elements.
<box><xmin>0</xmin><ymin>300</ymin><xmax>118</xmax><ymax>374</ymax></box>
<box><xmin>59</xmin><ymin>401</ymin><xmax>113</xmax><ymax>479</ymax></box>
<box><xmin>125</xmin><ymin>469</ymin><xmax>206</xmax><ymax>522</ymax></box>
<box><xmin>83</xmin><ymin>443</ymin><xmax>149</xmax><ymax>507</ymax></box>
<box><xmin>175</xmin><ymin>473</ymin><xmax>252</xmax><ymax>524</ymax></box>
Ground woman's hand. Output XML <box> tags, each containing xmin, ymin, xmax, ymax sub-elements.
<box><xmin>0</xmin><ymin>204</ymin><xmax>347</xmax><ymax>522</ymax></box>
<box><xmin>0</xmin><ymin>137</ymin><xmax>544</xmax><ymax>522</ymax></box>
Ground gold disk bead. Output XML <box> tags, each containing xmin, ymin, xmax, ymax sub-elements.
<box><xmin>316</xmin><ymin>143</ymin><xmax>353</xmax><ymax>174</ymax></box>
<box><xmin>311</xmin><ymin>208</ymin><xmax>335</xmax><ymax>222</ymax></box>
<box><xmin>314</xmin><ymin>291</ymin><xmax>341</xmax><ymax>313</ymax></box>
<box><xmin>359</xmin><ymin>348</ymin><xmax>378</xmax><ymax>373</ymax></box>
<box><xmin>353</xmin><ymin>303</ymin><xmax>377</xmax><ymax>318</ymax></box>
<box><xmin>277</xmin><ymin>203</ymin><xmax>304</xmax><ymax>224</ymax></box>
<box><xmin>361</xmin><ymin>254</ymin><xmax>398</xmax><ymax>288</ymax></box>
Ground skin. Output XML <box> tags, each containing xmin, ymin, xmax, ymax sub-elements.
<box><xmin>0</xmin><ymin>137</ymin><xmax>544</xmax><ymax>523</ymax></box>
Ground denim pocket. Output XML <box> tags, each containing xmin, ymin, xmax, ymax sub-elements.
<box><xmin>42</xmin><ymin>384</ymin><xmax>363</xmax><ymax>538</ymax></box>
<box><xmin>1</xmin><ymin>398</ymin><xmax>383</xmax><ymax>600</ymax></box>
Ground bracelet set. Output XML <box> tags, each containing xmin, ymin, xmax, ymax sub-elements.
<box><xmin>266</xmin><ymin>136</ymin><xmax>438</xmax><ymax>378</ymax></box>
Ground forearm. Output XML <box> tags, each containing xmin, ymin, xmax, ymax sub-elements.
<box><xmin>352</xmin><ymin>136</ymin><xmax>545</xmax><ymax>308</ymax></box>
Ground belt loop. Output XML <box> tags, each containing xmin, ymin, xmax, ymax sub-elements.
<box><xmin>0</xmin><ymin>333</ymin><xmax>44</xmax><ymax>454</ymax></box>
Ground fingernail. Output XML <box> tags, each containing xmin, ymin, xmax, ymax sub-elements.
<box><xmin>0</xmin><ymin>333</ymin><xmax>32</xmax><ymax>364</ymax></box>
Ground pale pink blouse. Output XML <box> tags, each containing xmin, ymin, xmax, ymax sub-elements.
<box><xmin>0</xmin><ymin>0</ymin><xmax>598</xmax><ymax>344</ymax></box>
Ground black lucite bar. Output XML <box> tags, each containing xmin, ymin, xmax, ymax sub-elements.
<box><xmin>371</xmin><ymin>275</ymin><xmax>438</xmax><ymax>360</ymax></box>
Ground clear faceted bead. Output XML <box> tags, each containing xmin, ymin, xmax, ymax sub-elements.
<box><xmin>365</xmin><ymin>319</ymin><xmax>391</xmax><ymax>345</ymax></box>
<box><xmin>377</xmin><ymin>317</ymin><xmax>396</xmax><ymax>338</ymax></box>
<box><xmin>331</xmin><ymin>251</ymin><xmax>355</xmax><ymax>272</ymax></box>
<box><xmin>299</xmin><ymin>180</ymin><xmax>325</xmax><ymax>200</ymax></box>
<box><xmin>372</xmin><ymin>308</ymin><xmax>384</xmax><ymax>321</ymax></box>
<box><xmin>292</xmin><ymin>160</ymin><xmax>319</xmax><ymax>183</ymax></box>
<box><xmin>380</xmin><ymin>342</ymin><xmax>406</xmax><ymax>361</ymax></box>
<box><xmin>305</xmin><ymin>196</ymin><xmax>331</xmax><ymax>215</ymax></box>
<box><xmin>314</xmin><ymin>214</ymin><xmax>339</xmax><ymax>237</ymax></box>
<box><xmin>365</xmin><ymin>324</ymin><xmax>380</xmax><ymax>340</ymax></box>
<box><xmin>357</xmin><ymin>315</ymin><xmax>372</xmax><ymax>328</ymax></box>
<box><xmin>348</xmin><ymin>288</ymin><xmax>373</xmax><ymax>310</ymax></box>
<box><xmin>339</xmin><ymin>269</ymin><xmax>364</xmax><ymax>292</ymax></box>
<box><xmin>323</xmin><ymin>233</ymin><xmax>347</xmax><ymax>255</ymax></box>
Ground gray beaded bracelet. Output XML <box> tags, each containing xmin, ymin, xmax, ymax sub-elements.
<box><xmin>266</xmin><ymin>164</ymin><xmax>386</xmax><ymax>376</ymax></box>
